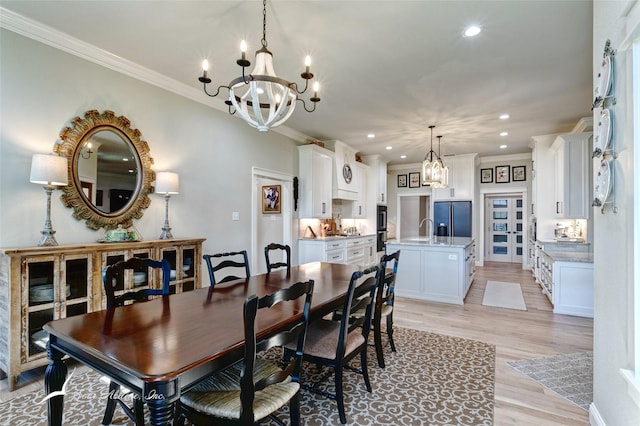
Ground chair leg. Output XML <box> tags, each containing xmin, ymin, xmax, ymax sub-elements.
<box><xmin>101</xmin><ymin>382</ymin><xmax>119</xmax><ymax>425</ymax></box>
<box><xmin>134</xmin><ymin>397</ymin><xmax>144</xmax><ymax>426</ymax></box>
<box><xmin>173</xmin><ymin>401</ymin><xmax>186</xmax><ymax>426</ymax></box>
<box><xmin>289</xmin><ymin>391</ymin><xmax>301</xmax><ymax>426</ymax></box>
<box><xmin>335</xmin><ymin>365</ymin><xmax>347</xmax><ymax>424</ymax></box>
<box><xmin>360</xmin><ymin>347</ymin><xmax>372</xmax><ymax>393</ymax></box>
<box><xmin>373</xmin><ymin>318</ymin><xmax>385</xmax><ymax>369</ymax></box>
<box><xmin>387</xmin><ymin>314</ymin><xmax>397</xmax><ymax>352</ymax></box>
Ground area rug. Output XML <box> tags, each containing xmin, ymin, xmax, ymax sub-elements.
<box><xmin>481</xmin><ymin>280</ymin><xmax>527</xmax><ymax>310</ymax></box>
<box><xmin>0</xmin><ymin>327</ymin><xmax>495</xmax><ymax>425</ymax></box>
<box><xmin>508</xmin><ymin>351</ymin><xmax>592</xmax><ymax>410</ymax></box>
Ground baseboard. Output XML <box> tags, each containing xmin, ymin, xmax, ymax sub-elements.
<box><xmin>589</xmin><ymin>402</ymin><xmax>605</xmax><ymax>426</ymax></box>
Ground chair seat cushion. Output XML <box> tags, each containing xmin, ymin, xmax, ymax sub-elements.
<box><xmin>297</xmin><ymin>319</ymin><xmax>365</xmax><ymax>360</ymax></box>
<box><xmin>380</xmin><ymin>304</ymin><xmax>393</xmax><ymax>317</ymax></box>
<box><xmin>180</xmin><ymin>358</ymin><xmax>299</xmax><ymax>421</ymax></box>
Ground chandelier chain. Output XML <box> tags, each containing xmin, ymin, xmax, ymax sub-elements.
<box><xmin>261</xmin><ymin>0</ymin><xmax>268</xmax><ymax>49</ymax></box>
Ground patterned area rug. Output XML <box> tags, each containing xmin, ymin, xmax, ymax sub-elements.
<box><xmin>508</xmin><ymin>351</ymin><xmax>592</xmax><ymax>410</ymax></box>
<box><xmin>0</xmin><ymin>327</ymin><xmax>495</xmax><ymax>425</ymax></box>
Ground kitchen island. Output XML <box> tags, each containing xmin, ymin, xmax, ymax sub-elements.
<box><xmin>386</xmin><ymin>237</ymin><xmax>475</xmax><ymax>305</ymax></box>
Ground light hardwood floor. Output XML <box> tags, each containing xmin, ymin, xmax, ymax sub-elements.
<box><xmin>2</xmin><ymin>262</ymin><xmax>593</xmax><ymax>425</ymax></box>
<box><xmin>394</xmin><ymin>261</ymin><xmax>592</xmax><ymax>426</ymax></box>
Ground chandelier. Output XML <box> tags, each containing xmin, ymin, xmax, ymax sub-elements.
<box><xmin>432</xmin><ymin>135</ymin><xmax>449</xmax><ymax>188</ymax></box>
<box><xmin>422</xmin><ymin>125</ymin><xmax>442</xmax><ymax>186</ymax></box>
<box><xmin>198</xmin><ymin>0</ymin><xmax>320</xmax><ymax>132</ymax></box>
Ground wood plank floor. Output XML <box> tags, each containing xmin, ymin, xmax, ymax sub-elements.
<box><xmin>394</xmin><ymin>261</ymin><xmax>592</xmax><ymax>425</ymax></box>
<box><xmin>2</xmin><ymin>262</ymin><xmax>593</xmax><ymax>425</ymax></box>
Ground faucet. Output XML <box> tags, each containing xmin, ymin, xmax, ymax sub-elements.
<box><xmin>419</xmin><ymin>218</ymin><xmax>434</xmax><ymax>237</ymax></box>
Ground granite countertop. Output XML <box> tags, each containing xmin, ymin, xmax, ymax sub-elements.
<box><xmin>299</xmin><ymin>234</ymin><xmax>376</xmax><ymax>241</ymax></box>
<box><xmin>387</xmin><ymin>237</ymin><xmax>474</xmax><ymax>248</ymax></box>
<box><xmin>546</xmin><ymin>251</ymin><xmax>594</xmax><ymax>263</ymax></box>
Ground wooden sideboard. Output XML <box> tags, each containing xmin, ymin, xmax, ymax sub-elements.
<box><xmin>0</xmin><ymin>238</ymin><xmax>205</xmax><ymax>390</ymax></box>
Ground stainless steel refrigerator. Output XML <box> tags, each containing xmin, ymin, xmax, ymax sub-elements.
<box><xmin>433</xmin><ymin>201</ymin><xmax>472</xmax><ymax>238</ymax></box>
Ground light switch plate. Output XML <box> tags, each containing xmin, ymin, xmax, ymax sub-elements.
<box><xmin>232</xmin><ymin>211</ymin><xmax>240</xmax><ymax>221</ymax></box>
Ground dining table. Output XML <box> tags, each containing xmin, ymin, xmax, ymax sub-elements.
<box><xmin>42</xmin><ymin>261</ymin><xmax>361</xmax><ymax>426</ymax></box>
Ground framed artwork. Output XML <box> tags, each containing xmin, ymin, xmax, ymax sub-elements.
<box><xmin>409</xmin><ymin>172</ymin><xmax>420</xmax><ymax>188</ymax></box>
<box><xmin>262</xmin><ymin>185</ymin><xmax>281</xmax><ymax>214</ymax></box>
<box><xmin>397</xmin><ymin>174</ymin><xmax>407</xmax><ymax>188</ymax></box>
<box><xmin>480</xmin><ymin>168</ymin><xmax>493</xmax><ymax>183</ymax></box>
<box><xmin>495</xmin><ymin>165</ymin><xmax>510</xmax><ymax>183</ymax></box>
<box><xmin>512</xmin><ymin>165</ymin><xmax>526</xmax><ymax>182</ymax></box>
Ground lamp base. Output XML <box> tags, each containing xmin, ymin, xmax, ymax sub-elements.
<box><xmin>159</xmin><ymin>226</ymin><xmax>173</xmax><ymax>240</ymax></box>
<box><xmin>38</xmin><ymin>229</ymin><xmax>58</xmax><ymax>247</ymax></box>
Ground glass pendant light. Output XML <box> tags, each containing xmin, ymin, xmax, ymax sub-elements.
<box><xmin>422</xmin><ymin>125</ymin><xmax>442</xmax><ymax>186</ymax></box>
<box><xmin>434</xmin><ymin>135</ymin><xmax>449</xmax><ymax>188</ymax></box>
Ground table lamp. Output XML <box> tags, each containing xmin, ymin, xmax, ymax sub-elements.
<box><xmin>30</xmin><ymin>154</ymin><xmax>68</xmax><ymax>246</ymax></box>
<box><xmin>155</xmin><ymin>171</ymin><xmax>179</xmax><ymax>239</ymax></box>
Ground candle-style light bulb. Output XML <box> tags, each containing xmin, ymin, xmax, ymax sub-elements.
<box><xmin>240</xmin><ymin>40</ymin><xmax>247</xmax><ymax>60</ymax></box>
<box><xmin>202</xmin><ymin>59</ymin><xmax>209</xmax><ymax>71</ymax></box>
<box><xmin>305</xmin><ymin>55</ymin><xmax>311</xmax><ymax>72</ymax></box>
<box><xmin>313</xmin><ymin>81</ymin><xmax>320</xmax><ymax>94</ymax></box>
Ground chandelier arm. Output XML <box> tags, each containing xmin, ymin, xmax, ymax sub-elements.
<box><xmin>202</xmin><ymin>83</ymin><xmax>230</xmax><ymax>98</ymax></box>
<box><xmin>297</xmin><ymin>97</ymin><xmax>318</xmax><ymax>113</ymax></box>
<box><xmin>289</xmin><ymin>79</ymin><xmax>310</xmax><ymax>95</ymax></box>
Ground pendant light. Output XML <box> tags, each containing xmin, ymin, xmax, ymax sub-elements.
<box><xmin>198</xmin><ymin>0</ymin><xmax>320</xmax><ymax>132</ymax></box>
<box><xmin>433</xmin><ymin>135</ymin><xmax>449</xmax><ymax>188</ymax></box>
<box><xmin>422</xmin><ymin>125</ymin><xmax>442</xmax><ymax>186</ymax></box>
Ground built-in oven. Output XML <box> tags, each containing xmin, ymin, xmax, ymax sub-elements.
<box><xmin>377</xmin><ymin>205</ymin><xmax>387</xmax><ymax>231</ymax></box>
<box><xmin>377</xmin><ymin>230</ymin><xmax>387</xmax><ymax>253</ymax></box>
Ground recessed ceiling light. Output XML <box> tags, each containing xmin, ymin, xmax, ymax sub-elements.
<box><xmin>463</xmin><ymin>25</ymin><xmax>482</xmax><ymax>37</ymax></box>
<box><xmin>499</xmin><ymin>144</ymin><xmax>507</xmax><ymax>149</ymax></box>
<box><xmin>500</xmin><ymin>132</ymin><xmax>509</xmax><ymax>137</ymax></box>
<box><xmin>386</xmin><ymin>146</ymin><xmax>392</xmax><ymax>150</ymax></box>
<box><xmin>400</xmin><ymin>155</ymin><xmax>407</xmax><ymax>159</ymax></box>
<box><xmin>367</xmin><ymin>133</ymin><xmax>375</xmax><ymax>139</ymax></box>
<box><xmin>499</xmin><ymin>114</ymin><xmax>510</xmax><ymax>120</ymax></box>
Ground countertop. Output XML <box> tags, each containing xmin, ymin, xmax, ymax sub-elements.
<box><xmin>545</xmin><ymin>251</ymin><xmax>594</xmax><ymax>263</ymax></box>
<box><xmin>299</xmin><ymin>234</ymin><xmax>376</xmax><ymax>241</ymax></box>
<box><xmin>386</xmin><ymin>237</ymin><xmax>474</xmax><ymax>248</ymax></box>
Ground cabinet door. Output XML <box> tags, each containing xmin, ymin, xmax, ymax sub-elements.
<box><xmin>351</xmin><ymin>163</ymin><xmax>368</xmax><ymax>218</ymax></box>
<box><xmin>378</xmin><ymin>160</ymin><xmax>388</xmax><ymax>205</ymax></box>
<box><xmin>60</xmin><ymin>253</ymin><xmax>93</xmax><ymax>318</ymax></box>
<box><xmin>432</xmin><ymin>155</ymin><xmax>474</xmax><ymax>200</ymax></box>
<box><xmin>23</xmin><ymin>255</ymin><xmax>57</xmax><ymax>361</ymax></box>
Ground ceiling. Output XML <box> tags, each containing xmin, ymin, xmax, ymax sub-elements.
<box><xmin>1</xmin><ymin>1</ymin><xmax>594</xmax><ymax>165</ymax></box>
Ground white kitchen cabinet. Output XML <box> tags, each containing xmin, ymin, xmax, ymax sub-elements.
<box><xmin>325</xmin><ymin>140</ymin><xmax>358</xmax><ymax>201</ymax></box>
<box><xmin>550</xmin><ymin>133</ymin><xmax>592</xmax><ymax>219</ymax></box>
<box><xmin>432</xmin><ymin>153</ymin><xmax>478</xmax><ymax>201</ymax></box>
<box><xmin>363</xmin><ymin>154</ymin><xmax>388</xmax><ymax>205</ymax></box>
<box><xmin>298</xmin><ymin>144</ymin><xmax>334</xmax><ymax>219</ymax></box>
<box><xmin>298</xmin><ymin>235</ymin><xmax>377</xmax><ymax>267</ymax></box>
<box><xmin>552</xmin><ymin>261</ymin><xmax>594</xmax><ymax>318</ymax></box>
<box><xmin>530</xmin><ymin>134</ymin><xmax>557</xmax><ymax>240</ymax></box>
<box><xmin>350</xmin><ymin>162</ymin><xmax>368</xmax><ymax>218</ymax></box>
<box><xmin>464</xmin><ymin>241</ymin><xmax>476</xmax><ymax>294</ymax></box>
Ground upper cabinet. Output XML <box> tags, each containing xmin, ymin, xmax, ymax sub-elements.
<box><xmin>550</xmin><ymin>133</ymin><xmax>592</xmax><ymax>219</ymax></box>
<box><xmin>325</xmin><ymin>140</ymin><xmax>359</xmax><ymax>201</ymax></box>
<box><xmin>364</xmin><ymin>155</ymin><xmax>388</xmax><ymax>205</ymax></box>
<box><xmin>432</xmin><ymin>154</ymin><xmax>478</xmax><ymax>201</ymax></box>
<box><xmin>351</xmin><ymin>162</ymin><xmax>368</xmax><ymax>218</ymax></box>
<box><xmin>298</xmin><ymin>144</ymin><xmax>334</xmax><ymax>218</ymax></box>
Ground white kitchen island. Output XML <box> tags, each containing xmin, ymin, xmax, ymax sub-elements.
<box><xmin>386</xmin><ymin>237</ymin><xmax>476</xmax><ymax>305</ymax></box>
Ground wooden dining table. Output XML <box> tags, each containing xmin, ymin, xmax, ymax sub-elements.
<box><xmin>43</xmin><ymin>261</ymin><xmax>361</xmax><ymax>426</ymax></box>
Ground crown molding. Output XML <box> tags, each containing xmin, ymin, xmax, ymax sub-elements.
<box><xmin>479</xmin><ymin>152</ymin><xmax>532</xmax><ymax>164</ymax></box>
<box><xmin>0</xmin><ymin>7</ymin><xmax>309</xmax><ymax>143</ymax></box>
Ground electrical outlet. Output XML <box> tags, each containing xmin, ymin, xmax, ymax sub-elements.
<box><xmin>232</xmin><ymin>212</ymin><xmax>239</xmax><ymax>221</ymax></box>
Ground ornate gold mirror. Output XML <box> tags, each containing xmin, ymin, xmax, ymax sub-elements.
<box><xmin>54</xmin><ymin>110</ymin><xmax>155</xmax><ymax>230</ymax></box>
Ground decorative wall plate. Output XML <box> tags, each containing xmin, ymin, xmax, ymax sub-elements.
<box><xmin>594</xmin><ymin>55</ymin><xmax>612</xmax><ymax>99</ymax></box>
<box><xmin>593</xmin><ymin>158</ymin><xmax>612</xmax><ymax>207</ymax></box>
<box><xmin>593</xmin><ymin>108</ymin><xmax>612</xmax><ymax>157</ymax></box>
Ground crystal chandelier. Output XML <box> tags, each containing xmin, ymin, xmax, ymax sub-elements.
<box><xmin>432</xmin><ymin>135</ymin><xmax>449</xmax><ymax>188</ymax></box>
<box><xmin>422</xmin><ymin>125</ymin><xmax>442</xmax><ymax>186</ymax></box>
<box><xmin>198</xmin><ymin>0</ymin><xmax>320</xmax><ymax>132</ymax></box>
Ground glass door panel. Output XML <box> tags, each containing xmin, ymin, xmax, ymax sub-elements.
<box><xmin>485</xmin><ymin>196</ymin><xmax>524</xmax><ymax>263</ymax></box>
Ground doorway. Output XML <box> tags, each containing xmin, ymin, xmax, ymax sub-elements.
<box><xmin>484</xmin><ymin>195</ymin><xmax>524</xmax><ymax>263</ymax></box>
<box><xmin>251</xmin><ymin>168</ymin><xmax>294</xmax><ymax>274</ymax></box>
<box><xmin>398</xmin><ymin>194</ymin><xmax>431</xmax><ymax>239</ymax></box>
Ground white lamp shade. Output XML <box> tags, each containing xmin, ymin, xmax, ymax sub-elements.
<box><xmin>155</xmin><ymin>172</ymin><xmax>179</xmax><ymax>194</ymax></box>
<box><xmin>30</xmin><ymin>154</ymin><xmax>68</xmax><ymax>186</ymax></box>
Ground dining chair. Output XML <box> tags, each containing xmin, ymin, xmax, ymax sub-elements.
<box><xmin>101</xmin><ymin>257</ymin><xmax>171</xmax><ymax>426</ymax></box>
<box><xmin>284</xmin><ymin>265</ymin><xmax>381</xmax><ymax>424</ymax></box>
<box><xmin>174</xmin><ymin>279</ymin><xmax>315</xmax><ymax>426</ymax></box>
<box><xmin>264</xmin><ymin>243</ymin><xmax>291</xmax><ymax>273</ymax></box>
<box><xmin>203</xmin><ymin>250</ymin><xmax>251</xmax><ymax>286</ymax></box>
<box><xmin>373</xmin><ymin>250</ymin><xmax>400</xmax><ymax>368</ymax></box>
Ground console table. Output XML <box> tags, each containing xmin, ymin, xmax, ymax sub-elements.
<box><xmin>0</xmin><ymin>238</ymin><xmax>205</xmax><ymax>390</ymax></box>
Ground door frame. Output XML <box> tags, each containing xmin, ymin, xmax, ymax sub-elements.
<box><xmin>395</xmin><ymin>190</ymin><xmax>431</xmax><ymax>239</ymax></box>
<box><xmin>478</xmin><ymin>187</ymin><xmax>528</xmax><ymax>268</ymax></box>
<box><xmin>484</xmin><ymin>194</ymin><xmax>524</xmax><ymax>263</ymax></box>
<box><xmin>251</xmin><ymin>167</ymin><xmax>294</xmax><ymax>274</ymax></box>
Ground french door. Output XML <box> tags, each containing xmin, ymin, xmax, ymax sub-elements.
<box><xmin>485</xmin><ymin>195</ymin><xmax>524</xmax><ymax>263</ymax></box>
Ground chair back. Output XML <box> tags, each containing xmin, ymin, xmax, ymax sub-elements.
<box><xmin>336</xmin><ymin>265</ymin><xmax>381</xmax><ymax>361</ymax></box>
<box><xmin>378</xmin><ymin>250</ymin><xmax>400</xmax><ymax>314</ymax></box>
<box><xmin>102</xmin><ymin>257</ymin><xmax>171</xmax><ymax>308</ymax></box>
<box><xmin>264</xmin><ymin>243</ymin><xmax>291</xmax><ymax>273</ymax></box>
<box><xmin>240</xmin><ymin>280</ymin><xmax>314</xmax><ymax>424</ymax></box>
<box><xmin>203</xmin><ymin>250</ymin><xmax>250</xmax><ymax>286</ymax></box>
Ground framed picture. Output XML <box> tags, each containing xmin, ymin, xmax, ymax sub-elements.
<box><xmin>397</xmin><ymin>174</ymin><xmax>407</xmax><ymax>188</ymax></box>
<box><xmin>480</xmin><ymin>168</ymin><xmax>493</xmax><ymax>183</ymax></box>
<box><xmin>495</xmin><ymin>165</ymin><xmax>510</xmax><ymax>183</ymax></box>
<box><xmin>409</xmin><ymin>172</ymin><xmax>420</xmax><ymax>188</ymax></box>
<box><xmin>512</xmin><ymin>165</ymin><xmax>526</xmax><ymax>182</ymax></box>
<box><xmin>262</xmin><ymin>185</ymin><xmax>281</xmax><ymax>214</ymax></box>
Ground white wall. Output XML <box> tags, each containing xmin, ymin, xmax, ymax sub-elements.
<box><xmin>592</xmin><ymin>1</ymin><xmax>640</xmax><ymax>425</ymax></box>
<box><xmin>0</xmin><ymin>29</ymin><xmax>300</xmax><ymax>266</ymax></box>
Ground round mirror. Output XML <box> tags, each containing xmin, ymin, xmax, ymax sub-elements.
<box><xmin>54</xmin><ymin>110</ymin><xmax>154</xmax><ymax>230</ymax></box>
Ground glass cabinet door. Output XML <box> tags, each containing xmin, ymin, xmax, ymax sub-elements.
<box><xmin>24</xmin><ymin>256</ymin><xmax>56</xmax><ymax>360</ymax></box>
<box><xmin>60</xmin><ymin>254</ymin><xmax>92</xmax><ymax>319</ymax></box>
